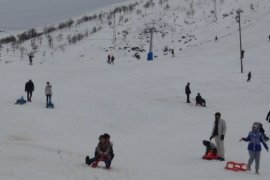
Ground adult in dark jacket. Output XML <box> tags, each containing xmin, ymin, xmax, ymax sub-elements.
<box><xmin>240</xmin><ymin>124</ymin><xmax>268</xmax><ymax>174</ymax></box>
<box><xmin>210</xmin><ymin>112</ymin><xmax>226</xmax><ymax>161</ymax></box>
<box><xmin>247</xmin><ymin>71</ymin><xmax>251</xmax><ymax>82</ymax></box>
<box><xmin>25</xmin><ymin>79</ymin><xmax>34</xmax><ymax>102</ymax></box>
<box><xmin>185</xmin><ymin>82</ymin><xmax>191</xmax><ymax>103</ymax></box>
<box><xmin>195</xmin><ymin>93</ymin><xmax>206</xmax><ymax>107</ymax></box>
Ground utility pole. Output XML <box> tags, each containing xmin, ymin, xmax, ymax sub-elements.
<box><xmin>213</xmin><ymin>0</ymin><xmax>217</xmax><ymax>22</ymax></box>
<box><xmin>237</xmin><ymin>9</ymin><xmax>243</xmax><ymax>73</ymax></box>
<box><xmin>145</xmin><ymin>23</ymin><xmax>156</xmax><ymax>61</ymax></box>
<box><xmin>113</xmin><ymin>11</ymin><xmax>116</xmax><ymax>49</ymax></box>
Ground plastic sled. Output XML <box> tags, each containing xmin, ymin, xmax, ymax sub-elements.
<box><xmin>46</xmin><ymin>101</ymin><xmax>54</xmax><ymax>108</ymax></box>
<box><xmin>202</xmin><ymin>152</ymin><xmax>218</xmax><ymax>160</ymax></box>
<box><xmin>15</xmin><ymin>96</ymin><xmax>27</xmax><ymax>105</ymax></box>
<box><xmin>225</xmin><ymin>161</ymin><xmax>247</xmax><ymax>171</ymax></box>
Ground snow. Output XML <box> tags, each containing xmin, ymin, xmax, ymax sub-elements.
<box><xmin>1</xmin><ymin>0</ymin><xmax>270</xmax><ymax>179</ymax></box>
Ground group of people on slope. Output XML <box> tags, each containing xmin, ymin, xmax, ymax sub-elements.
<box><xmin>107</xmin><ymin>54</ymin><xmax>115</xmax><ymax>65</ymax></box>
<box><xmin>25</xmin><ymin>79</ymin><xmax>52</xmax><ymax>104</ymax></box>
<box><xmin>203</xmin><ymin>112</ymin><xmax>269</xmax><ymax>174</ymax></box>
<box><xmin>85</xmin><ymin>133</ymin><xmax>114</xmax><ymax>169</ymax></box>
<box><xmin>185</xmin><ymin>82</ymin><xmax>206</xmax><ymax>107</ymax></box>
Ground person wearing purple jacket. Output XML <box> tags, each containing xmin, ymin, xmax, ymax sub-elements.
<box><xmin>240</xmin><ymin>123</ymin><xmax>269</xmax><ymax>174</ymax></box>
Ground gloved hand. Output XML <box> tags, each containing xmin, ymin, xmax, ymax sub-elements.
<box><xmin>220</xmin><ymin>135</ymin><xmax>224</xmax><ymax>140</ymax></box>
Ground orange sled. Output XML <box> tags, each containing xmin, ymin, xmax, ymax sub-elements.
<box><xmin>225</xmin><ymin>161</ymin><xmax>247</xmax><ymax>171</ymax></box>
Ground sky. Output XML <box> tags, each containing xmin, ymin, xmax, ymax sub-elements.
<box><xmin>0</xmin><ymin>0</ymin><xmax>128</xmax><ymax>31</ymax></box>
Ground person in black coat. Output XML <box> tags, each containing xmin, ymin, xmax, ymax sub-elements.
<box><xmin>25</xmin><ymin>79</ymin><xmax>34</xmax><ymax>102</ymax></box>
<box><xmin>185</xmin><ymin>82</ymin><xmax>191</xmax><ymax>103</ymax></box>
<box><xmin>196</xmin><ymin>93</ymin><xmax>206</xmax><ymax>107</ymax></box>
<box><xmin>28</xmin><ymin>53</ymin><xmax>34</xmax><ymax>65</ymax></box>
<box><xmin>247</xmin><ymin>71</ymin><xmax>251</xmax><ymax>82</ymax></box>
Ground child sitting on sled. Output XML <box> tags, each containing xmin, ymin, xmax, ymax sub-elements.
<box><xmin>202</xmin><ymin>140</ymin><xmax>218</xmax><ymax>160</ymax></box>
<box><xmin>85</xmin><ymin>135</ymin><xmax>112</xmax><ymax>168</ymax></box>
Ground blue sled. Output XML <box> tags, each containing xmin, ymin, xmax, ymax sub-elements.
<box><xmin>46</xmin><ymin>101</ymin><xmax>54</xmax><ymax>108</ymax></box>
<box><xmin>15</xmin><ymin>96</ymin><xmax>27</xmax><ymax>105</ymax></box>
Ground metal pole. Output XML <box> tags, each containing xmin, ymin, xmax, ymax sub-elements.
<box><xmin>149</xmin><ymin>28</ymin><xmax>153</xmax><ymax>52</ymax></box>
<box><xmin>238</xmin><ymin>10</ymin><xmax>243</xmax><ymax>73</ymax></box>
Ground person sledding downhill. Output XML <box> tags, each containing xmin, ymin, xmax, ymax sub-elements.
<box><xmin>202</xmin><ymin>140</ymin><xmax>218</xmax><ymax>160</ymax></box>
<box><xmin>85</xmin><ymin>135</ymin><xmax>112</xmax><ymax>169</ymax></box>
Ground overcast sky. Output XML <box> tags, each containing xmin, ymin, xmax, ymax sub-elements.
<box><xmin>0</xmin><ymin>0</ymin><xmax>128</xmax><ymax>31</ymax></box>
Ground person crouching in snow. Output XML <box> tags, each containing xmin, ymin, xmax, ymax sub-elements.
<box><xmin>239</xmin><ymin>123</ymin><xmax>269</xmax><ymax>174</ymax></box>
<box><xmin>202</xmin><ymin>140</ymin><xmax>217</xmax><ymax>160</ymax></box>
<box><xmin>85</xmin><ymin>135</ymin><xmax>112</xmax><ymax>168</ymax></box>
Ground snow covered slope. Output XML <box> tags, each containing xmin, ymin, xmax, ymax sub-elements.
<box><xmin>0</xmin><ymin>0</ymin><xmax>270</xmax><ymax>179</ymax></box>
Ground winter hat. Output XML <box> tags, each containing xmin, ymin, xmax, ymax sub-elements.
<box><xmin>203</xmin><ymin>140</ymin><xmax>210</xmax><ymax>147</ymax></box>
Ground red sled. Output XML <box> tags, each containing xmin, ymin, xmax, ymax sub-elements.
<box><xmin>90</xmin><ymin>156</ymin><xmax>110</xmax><ymax>169</ymax></box>
<box><xmin>225</xmin><ymin>161</ymin><xmax>247</xmax><ymax>171</ymax></box>
<box><xmin>202</xmin><ymin>152</ymin><xmax>218</xmax><ymax>160</ymax></box>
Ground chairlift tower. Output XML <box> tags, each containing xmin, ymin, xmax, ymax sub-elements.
<box><xmin>145</xmin><ymin>23</ymin><xmax>156</xmax><ymax>61</ymax></box>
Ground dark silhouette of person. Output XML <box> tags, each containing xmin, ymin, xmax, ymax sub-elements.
<box><xmin>171</xmin><ymin>49</ymin><xmax>175</xmax><ymax>57</ymax></box>
<box><xmin>28</xmin><ymin>53</ymin><xmax>34</xmax><ymax>65</ymax></box>
<box><xmin>185</xmin><ymin>82</ymin><xmax>191</xmax><ymax>103</ymax></box>
<box><xmin>241</xmin><ymin>50</ymin><xmax>245</xmax><ymax>59</ymax></box>
<box><xmin>215</xmin><ymin>36</ymin><xmax>218</xmax><ymax>42</ymax></box>
<box><xmin>196</xmin><ymin>93</ymin><xmax>206</xmax><ymax>107</ymax></box>
<box><xmin>107</xmin><ymin>54</ymin><xmax>111</xmax><ymax>64</ymax></box>
<box><xmin>25</xmin><ymin>79</ymin><xmax>34</xmax><ymax>102</ymax></box>
<box><xmin>247</xmin><ymin>71</ymin><xmax>251</xmax><ymax>82</ymax></box>
<box><xmin>111</xmin><ymin>55</ymin><xmax>115</xmax><ymax>65</ymax></box>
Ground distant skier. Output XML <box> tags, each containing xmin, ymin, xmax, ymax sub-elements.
<box><xmin>111</xmin><ymin>55</ymin><xmax>115</xmax><ymax>65</ymax></box>
<box><xmin>269</xmin><ymin>35</ymin><xmax>270</xmax><ymax>42</ymax></box>
<box><xmin>28</xmin><ymin>53</ymin><xmax>34</xmax><ymax>65</ymax></box>
<box><xmin>45</xmin><ymin>81</ymin><xmax>52</xmax><ymax>104</ymax></box>
<box><xmin>266</xmin><ymin>110</ymin><xmax>270</xmax><ymax>123</ymax></box>
<box><xmin>241</xmin><ymin>50</ymin><xmax>245</xmax><ymax>59</ymax></box>
<box><xmin>185</xmin><ymin>82</ymin><xmax>191</xmax><ymax>103</ymax></box>
<box><xmin>210</xmin><ymin>112</ymin><xmax>226</xmax><ymax>161</ymax></box>
<box><xmin>25</xmin><ymin>79</ymin><xmax>34</xmax><ymax>102</ymax></box>
<box><xmin>107</xmin><ymin>54</ymin><xmax>111</xmax><ymax>64</ymax></box>
<box><xmin>247</xmin><ymin>71</ymin><xmax>251</xmax><ymax>82</ymax></box>
<box><xmin>85</xmin><ymin>135</ymin><xmax>112</xmax><ymax>169</ymax></box>
<box><xmin>195</xmin><ymin>93</ymin><xmax>206</xmax><ymax>107</ymax></box>
<box><xmin>239</xmin><ymin>123</ymin><xmax>269</xmax><ymax>174</ymax></box>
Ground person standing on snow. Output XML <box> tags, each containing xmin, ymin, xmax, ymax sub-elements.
<box><xmin>210</xmin><ymin>112</ymin><xmax>226</xmax><ymax>161</ymax></box>
<box><xmin>185</xmin><ymin>82</ymin><xmax>191</xmax><ymax>103</ymax></box>
<box><xmin>25</xmin><ymin>79</ymin><xmax>34</xmax><ymax>102</ymax></box>
<box><xmin>247</xmin><ymin>71</ymin><xmax>252</xmax><ymax>82</ymax></box>
<box><xmin>111</xmin><ymin>55</ymin><xmax>115</xmax><ymax>65</ymax></box>
<box><xmin>240</xmin><ymin>123</ymin><xmax>268</xmax><ymax>174</ymax></box>
<box><xmin>45</xmin><ymin>81</ymin><xmax>52</xmax><ymax>104</ymax></box>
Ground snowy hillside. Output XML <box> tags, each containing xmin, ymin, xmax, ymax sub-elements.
<box><xmin>1</xmin><ymin>0</ymin><xmax>270</xmax><ymax>179</ymax></box>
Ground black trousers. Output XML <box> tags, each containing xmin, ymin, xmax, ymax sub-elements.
<box><xmin>27</xmin><ymin>91</ymin><xmax>32</xmax><ymax>101</ymax></box>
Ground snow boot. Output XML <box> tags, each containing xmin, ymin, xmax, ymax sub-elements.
<box><xmin>85</xmin><ymin>156</ymin><xmax>90</xmax><ymax>165</ymax></box>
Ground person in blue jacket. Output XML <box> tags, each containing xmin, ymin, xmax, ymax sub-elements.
<box><xmin>240</xmin><ymin>123</ymin><xmax>269</xmax><ymax>174</ymax></box>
